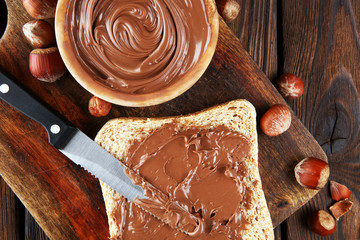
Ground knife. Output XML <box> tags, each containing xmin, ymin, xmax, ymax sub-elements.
<box><xmin>0</xmin><ymin>68</ymin><xmax>145</xmax><ymax>200</ymax></box>
<box><xmin>0</xmin><ymin>68</ymin><xmax>205</xmax><ymax>235</ymax></box>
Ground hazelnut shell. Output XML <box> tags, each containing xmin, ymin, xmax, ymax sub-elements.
<box><xmin>29</xmin><ymin>47</ymin><xmax>67</xmax><ymax>83</ymax></box>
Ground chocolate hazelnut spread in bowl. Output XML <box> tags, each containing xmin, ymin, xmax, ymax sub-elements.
<box><xmin>55</xmin><ymin>0</ymin><xmax>219</xmax><ymax>107</ymax></box>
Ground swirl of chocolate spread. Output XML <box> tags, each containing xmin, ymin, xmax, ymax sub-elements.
<box><xmin>121</xmin><ymin>123</ymin><xmax>252</xmax><ymax>238</ymax></box>
<box><xmin>65</xmin><ymin>0</ymin><xmax>211</xmax><ymax>94</ymax></box>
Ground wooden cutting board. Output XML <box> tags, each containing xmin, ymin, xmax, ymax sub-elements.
<box><xmin>0</xmin><ymin>0</ymin><xmax>327</xmax><ymax>239</ymax></box>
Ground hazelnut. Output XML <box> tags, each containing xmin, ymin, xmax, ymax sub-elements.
<box><xmin>88</xmin><ymin>96</ymin><xmax>111</xmax><ymax>117</ymax></box>
<box><xmin>29</xmin><ymin>47</ymin><xmax>67</xmax><ymax>82</ymax></box>
<box><xmin>275</xmin><ymin>73</ymin><xmax>304</xmax><ymax>99</ymax></box>
<box><xmin>260</xmin><ymin>104</ymin><xmax>291</xmax><ymax>136</ymax></box>
<box><xmin>308</xmin><ymin>210</ymin><xmax>336</xmax><ymax>236</ymax></box>
<box><xmin>330</xmin><ymin>181</ymin><xmax>351</xmax><ymax>201</ymax></box>
<box><xmin>329</xmin><ymin>200</ymin><xmax>353</xmax><ymax>221</ymax></box>
<box><xmin>22</xmin><ymin>0</ymin><xmax>56</xmax><ymax>19</ymax></box>
<box><xmin>294</xmin><ymin>157</ymin><xmax>329</xmax><ymax>190</ymax></box>
<box><xmin>23</xmin><ymin>20</ymin><xmax>55</xmax><ymax>48</ymax></box>
<box><xmin>216</xmin><ymin>0</ymin><xmax>240</xmax><ymax>22</ymax></box>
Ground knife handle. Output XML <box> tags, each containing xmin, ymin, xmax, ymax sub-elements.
<box><xmin>0</xmin><ymin>68</ymin><xmax>76</xmax><ymax>149</ymax></box>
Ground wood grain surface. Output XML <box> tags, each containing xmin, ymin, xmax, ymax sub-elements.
<box><xmin>2</xmin><ymin>0</ymin><xmax>358</xmax><ymax>239</ymax></box>
<box><xmin>281</xmin><ymin>0</ymin><xmax>360</xmax><ymax>239</ymax></box>
<box><xmin>1</xmin><ymin>177</ymin><xmax>24</xmax><ymax>240</ymax></box>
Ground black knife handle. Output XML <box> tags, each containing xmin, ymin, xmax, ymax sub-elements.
<box><xmin>0</xmin><ymin>68</ymin><xmax>76</xmax><ymax>149</ymax></box>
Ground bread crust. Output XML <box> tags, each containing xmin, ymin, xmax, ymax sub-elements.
<box><xmin>95</xmin><ymin>99</ymin><xmax>274</xmax><ymax>239</ymax></box>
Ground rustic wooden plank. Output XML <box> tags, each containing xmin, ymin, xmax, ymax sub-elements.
<box><xmin>281</xmin><ymin>0</ymin><xmax>360</xmax><ymax>239</ymax></box>
<box><xmin>0</xmin><ymin>2</ymin><xmax>28</xmax><ymax>240</ymax></box>
<box><xmin>1</xmin><ymin>177</ymin><xmax>24</xmax><ymax>240</ymax></box>
<box><xmin>25</xmin><ymin>209</ymin><xmax>50</xmax><ymax>240</ymax></box>
<box><xmin>230</xmin><ymin>0</ymin><xmax>278</xmax><ymax>81</ymax></box>
<box><xmin>273</xmin><ymin>226</ymin><xmax>283</xmax><ymax>240</ymax></box>
<box><xmin>0</xmin><ymin>0</ymin><xmax>327</xmax><ymax>239</ymax></box>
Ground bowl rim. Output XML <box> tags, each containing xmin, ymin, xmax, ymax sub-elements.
<box><xmin>55</xmin><ymin>0</ymin><xmax>219</xmax><ymax>107</ymax></box>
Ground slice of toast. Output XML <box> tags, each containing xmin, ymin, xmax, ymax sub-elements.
<box><xmin>95</xmin><ymin>99</ymin><xmax>274</xmax><ymax>239</ymax></box>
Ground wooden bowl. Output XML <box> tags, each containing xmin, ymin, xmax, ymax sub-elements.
<box><xmin>55</xmin><ymin>0</ymin><xmax>219</xmax><ymax>107</ymax></box>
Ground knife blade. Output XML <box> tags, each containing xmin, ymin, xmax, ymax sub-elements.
<box><xmin>0</xmin><ymin>68</ymin><xmax>144</xmax><ymax>200</ymax></box>
<box><xmin>60</xmin><ymin>129</ymin><xmax>145</xmax><ymax>200</ymax></box>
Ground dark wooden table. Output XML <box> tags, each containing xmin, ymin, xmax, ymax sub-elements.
<box><xmin>1</xmin><ymin>0</ymin><xmax>359</xmax><ymax>239</ymax></box>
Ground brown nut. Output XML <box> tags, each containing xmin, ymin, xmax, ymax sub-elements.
<box><xmin>330</xmin><ymin>181</ymin><xmax>351</xmax><ymax>201</ymax></box>
<box><xmin>308</xmin><ymin>210</ymin><xmax>336</xmax><ymax>236</ymax></box>
<box><xmin>294</xmin><ymin>157</ymin><xmax>329</xmax><ymax>190</ymax></box>
<box><xmin>23</xmin><ymin>20</ymin><xmax>55</xmax><ymax>48</ymax></box>
<box><xmin>88</xmin><ymin>96</ymin><xmax>111</xmax><ymax>117</ymax></box>
<box><xmin>329</xmin><ymin>200</ymin><xmax>353</xmax><ymax>221</ymax></box>
<box><xmin>22</xmin><ymin>0</ymin><xmax>56</xmax><ymax>19</ymax></box>
<box><xmin>216</xmin><ymin>0</ymin><xmax>240</xmax><ymax>22</ymax></box>
<box><xmin>260</xmin><ymin>104</ymin><xmax>291</xmax><ymax>136</ymax></box>
<box><xmin>29</xmin><ymin>47</ymin><xmax>67</xmax><ymax>82</ymax></box>
<box><xmin>275</xmin><ymin>73</ymin><xmax>304</xmax><ymax>99</ymax></box>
